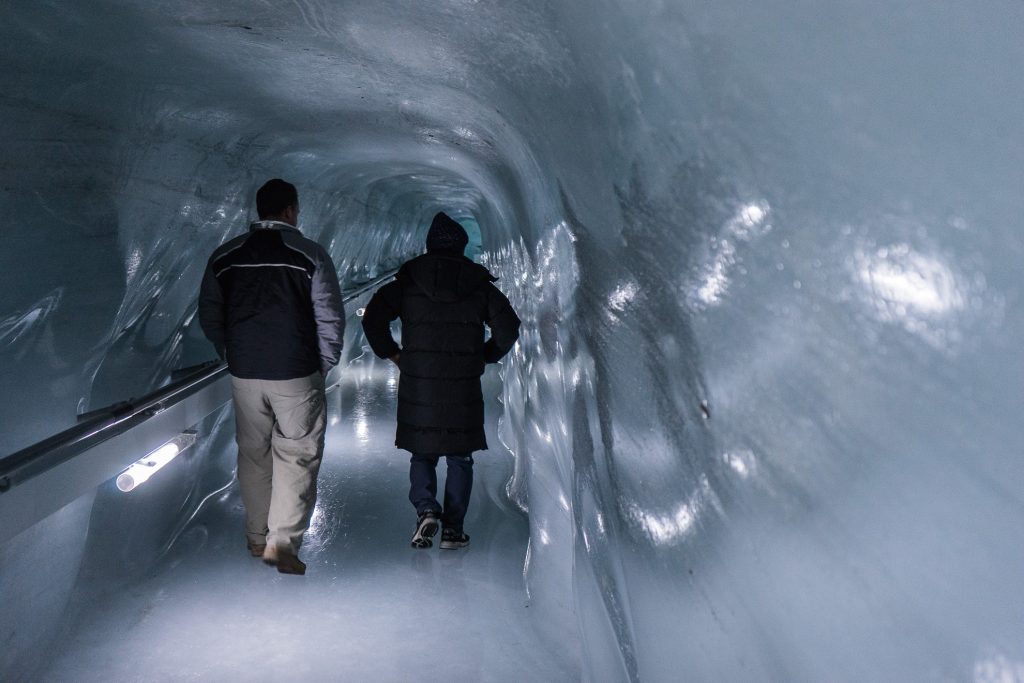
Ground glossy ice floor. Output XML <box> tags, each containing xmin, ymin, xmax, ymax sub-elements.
<box><xmin>39</xmin><ymin>351</ymin><xmax>576</xmax><ymax>682</ymax></box>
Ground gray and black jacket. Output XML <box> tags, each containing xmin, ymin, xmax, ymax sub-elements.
<box><xmin>199</xmin><ymin>221</ymin><xmax>344</xmax><ymax>380</ymax></box>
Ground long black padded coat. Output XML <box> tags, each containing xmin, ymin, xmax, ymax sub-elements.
<box><xmin>361</xmin><ymin>253</ymin><xmax>521</xmax><ymax>454</ymax></box>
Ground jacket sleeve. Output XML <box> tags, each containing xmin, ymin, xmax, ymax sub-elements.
<box><xmin>361</xmin><ymin>280</ymin><xmax>403</xmax><ymax>359</ymax></box>
<box><xmin>198</xmin><ymin>257</ymin><xmax>226</xmax><ymax>359</ymax></box>
<box><xmin>312</xmin><ymin>247</ymin><xmax>345</xmax><ymax>373</ymax></box>
<box><xmin>483</xmin><ymin>283</ymin><xmax>521</xmax><ymax>363</ymax></box>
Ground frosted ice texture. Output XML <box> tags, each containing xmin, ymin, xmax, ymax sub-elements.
<box><xmin>2</xmin><ymin>0</ymin><xmax>1024</xmax><ymax>681</ymax></box>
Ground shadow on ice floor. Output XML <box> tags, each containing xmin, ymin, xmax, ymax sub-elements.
<box><xmin>38</xmin><ymin>349</ymin><xmax>576</xmax><ymax>682</ymax></box>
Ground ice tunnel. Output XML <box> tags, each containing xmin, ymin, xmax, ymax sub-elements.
<box><xmin>2</xmin><ymin>1</ymin><xmax>1024</xmax><ymax>681</ymax></box>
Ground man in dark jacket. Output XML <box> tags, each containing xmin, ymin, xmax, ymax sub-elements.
<box><xmin>198</xmin><ymin>179</ymin><xmax>344</xmax><ymax>575</ymax></box>
<box><xmin>362</xmin><ymin>212</ymin><xmax>520</xmax><ymax>549</ymax></box>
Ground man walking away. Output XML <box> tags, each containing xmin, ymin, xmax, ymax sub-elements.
<box><xmin>361</xmin><ymin>211</ymin><xmax>520</xmax><ymax>550</ymax></box>
<box><xmin>199</xmin><ymin>179</ymin><xmax>344</xmax><ymax>575</ymax></box>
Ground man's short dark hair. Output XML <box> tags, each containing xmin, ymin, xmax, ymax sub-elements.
<box><xmin>256</xmin><ymin>179</ymin><xmax>298</xmax><ymax>219</ymax></box>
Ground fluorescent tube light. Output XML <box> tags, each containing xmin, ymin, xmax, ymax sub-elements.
<box><xmin>116</xmin><ymin>430</ymin><xmax>197</xmax><ymax>492</ymax></box>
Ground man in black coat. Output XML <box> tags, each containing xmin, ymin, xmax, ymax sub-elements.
<box><xmin>361</xmin><ymin>212</ymin><xmax>520</xmax><ymax>549</ymax></box>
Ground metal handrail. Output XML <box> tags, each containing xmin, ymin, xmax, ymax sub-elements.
<box><xmin>0</xmin><ymin>267</ymin><xmax>399</xmax><ymax>493</ymax></box>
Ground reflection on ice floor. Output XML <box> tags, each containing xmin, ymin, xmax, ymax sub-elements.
<box><xmin>40</xmin><ymin>351</ymin><xmax>575</xmax><ymax>682</ymax></box>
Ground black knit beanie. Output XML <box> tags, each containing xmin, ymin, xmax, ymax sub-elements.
<box><xmin>425</xmin><ymin>211</ymin><xmax>469</xmax><ymax>255</ymax></box>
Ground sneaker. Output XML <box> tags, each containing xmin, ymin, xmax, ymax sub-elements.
<box><xmin>439</xmin><ymin>528</ymin><xmax>470</xmax><ymax>550</ymax></box>
<box><xmin>262</xmin><ymin>544</ymin><xmax>306</xmax><ymax>575</ymax></box>
<box><xmin>247</xmin><ymin>540</ymin><xmax>266</xmax><ymax>558</ymax></box>
<box><xmin>411</xmin><ymin>511</ymin><xmax>440</xmax><ymax>549</ymax></box>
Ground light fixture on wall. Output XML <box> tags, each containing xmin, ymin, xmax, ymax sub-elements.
<box><xmin>116</xmin><ymin>430</ymin><xmax>198</xmax><ymax>492</ymax></box>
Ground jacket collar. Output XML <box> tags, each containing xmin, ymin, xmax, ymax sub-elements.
<box><xmin>250</xmin><ymin>220</ymin><xmax>300</xmax><ymax>234</ymax></box>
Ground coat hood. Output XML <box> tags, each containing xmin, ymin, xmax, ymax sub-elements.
<box><xmin>399</xmin><ymin>253</ymin><xmax>497</xmax><ymax>303</ymax></box>
<box><xmin>425</xmin><ymin>211</ymin><xmax>469</xmax><ymax>255</ymax></box>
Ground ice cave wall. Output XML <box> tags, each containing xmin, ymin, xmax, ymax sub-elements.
<box><xmin>2</xmin><ymin>1</ymin><xmax>1024</xmax><ymax>681</ymax></box>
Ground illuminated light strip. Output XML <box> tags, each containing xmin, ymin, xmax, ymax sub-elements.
<box><xmin>116</xmin><ymin>430</ymin><xmax>198</xmax><ymax>492</ymax></box>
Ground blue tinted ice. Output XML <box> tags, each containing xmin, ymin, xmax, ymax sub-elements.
<box><xmin>2</xmin><ymin>1</ymin><xmax>1024</xmax><ymax>681</ymax></box>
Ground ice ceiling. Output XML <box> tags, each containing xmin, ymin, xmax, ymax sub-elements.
<box><xmin>2</xmin><ymin>0</ymin><xmax>1024</xmax><ymax>681</ymax></box>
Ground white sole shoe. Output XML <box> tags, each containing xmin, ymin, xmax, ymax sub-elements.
<box><xmin>411</xmin><ymin>514</ymin><xmax>439</xmax><ymax>548</ymax></box>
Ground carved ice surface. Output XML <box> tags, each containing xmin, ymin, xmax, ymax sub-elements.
<box><xmin>2</xmin><ymin>1</ymin><xmax>1024</xmax><ymax>681</ymax></box>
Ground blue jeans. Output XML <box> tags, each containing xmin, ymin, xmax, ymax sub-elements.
<box><xmin>409</xmin><ymin>453</ymin><xmax>474</xmax><ymax>532</ymax></box>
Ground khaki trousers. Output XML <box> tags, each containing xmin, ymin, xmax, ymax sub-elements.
<box><xmin>230</xmin><ymin>372</ymin><xmax>326</xmax><ymax>553</ymax></box>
